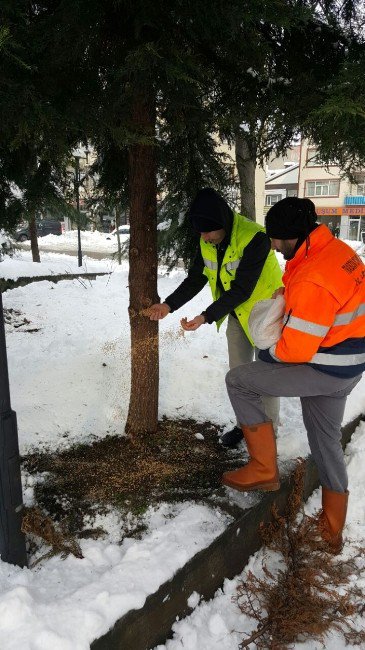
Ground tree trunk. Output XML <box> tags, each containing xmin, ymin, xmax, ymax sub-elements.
<box><xmin>235</xmin><ymin>130</ymin><xmax>256</xmax><ymax>221</ymax></box>
<box><xmin>28</xmin><ymin>212</ymin><xmax>40</xmax><ymax>262</ymax></box>
<box><xmin>125</xmin><ymin>95</ymin><xmax>159</xmax><ymax>436</ymax></box>
<box><xmin>115</xmin><ymin>205</ymin><xmax>122</xmax><ymax>266</ymax></box>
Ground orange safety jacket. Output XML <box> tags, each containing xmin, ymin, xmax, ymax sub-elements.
<box><xmin>266</xmin><ymin>225</ymin><xmax>365</xmax><ymax>378</ymax></box>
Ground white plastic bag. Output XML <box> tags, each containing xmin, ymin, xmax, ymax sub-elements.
<box><xmin>248</xmin><ymin>294</ymin><xmax>285</xmax><ymax>350</ymax></box>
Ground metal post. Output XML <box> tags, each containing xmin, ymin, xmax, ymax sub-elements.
<box><xmin>0</xmin><ymin>292</ymin><xmax>27</xmax><ymax>567</ymax></box>
<box><xmin>75</xmin><ymin>156</ymin><xmax>83</xmax><ymax>267</ymax></box>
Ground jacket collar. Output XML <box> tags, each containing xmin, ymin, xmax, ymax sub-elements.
<box><xmin>284</xmin><ymin>224</ymin><xmax>333</xmax><ymax>276</ymax></box>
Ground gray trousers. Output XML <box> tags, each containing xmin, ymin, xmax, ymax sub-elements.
<box><xmin>226</xmin><ymin>359</ymin><xmax>361</xmax><ymax>492</ymax></box>
<box><xmin>226</xmin><ymin>315</ymin><xmax>280</xmax><ymax>430</ymax></box>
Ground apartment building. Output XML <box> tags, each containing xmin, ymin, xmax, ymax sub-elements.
<box><xmin>298</xmin><ymin>141</ymin><xmax>365</xmax><ymax>241</ymax></box>
<box><xmin>263</xmin><ymin>141</ymin><xmax>365</xmax><ymax>241</ymax></box>
<box><xmin>264</xmin><ymin>161</ymin><xmax>299</xmax><ymax>218</ymax></box>
<box><xmin>260</xmin><ymin>146</ymin><xmax>301</xmax><ymax>225</ymax></box>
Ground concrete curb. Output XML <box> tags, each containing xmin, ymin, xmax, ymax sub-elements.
<box><xmin>91</xmin><ymin>413</ymin><xmax>364</xmax><ymax>650</ymax></box>
<box><xmin>0</xmin><ymin>273</ymin><xmax>110</xmax><ymax>292</ymax></box>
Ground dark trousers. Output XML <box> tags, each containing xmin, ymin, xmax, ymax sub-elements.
<box><xmin>226</xmin><ymin>359</ymin><xmax>361</xmax><ymax>492</ymax></box>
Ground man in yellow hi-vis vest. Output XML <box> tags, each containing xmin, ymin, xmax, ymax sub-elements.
<box><xmin>148</xmin><ymin>188</ymin><xmax>283</xmax><ymax>444</ymax></box>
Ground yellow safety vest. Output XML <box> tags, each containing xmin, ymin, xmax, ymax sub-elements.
<box><xmin>200</xmin><ymin>212</ymin><xmax>283</xmax><ymax>343</ymax></box>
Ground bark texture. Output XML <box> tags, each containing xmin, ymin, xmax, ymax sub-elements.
<box><xmin>235</xmin><ymin>130</ymin><xmax>256</xmax><ymax>221</ymax></box>
<box><xmin>125</xmin><ymin>95</ymin><xmax>159</xmax><ymax>435</ymax></box>
<box><xmin>28</xmin><ymin>212</ymin><xmax>40</xmax><ymax>263</ymax></box>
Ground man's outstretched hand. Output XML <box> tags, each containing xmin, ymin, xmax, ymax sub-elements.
<box><xmin>147</xmin><ymin>303</ymin><xmax>171</xmax><ymax>320</ymax></box>
<box><xmin>180</xmin><ymin>315</ymin><xmax>205</xmax><ymax>331</ymax></box>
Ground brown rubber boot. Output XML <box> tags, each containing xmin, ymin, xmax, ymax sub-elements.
<box><xmin>221</xmin><ymin>421</ymin><xmax>280</xmax><ymax>492</ymax></box>
<box><xmin>318</xmin><ymin>487</ymin><xmax>349</xmax><ymax>555</ymax></box>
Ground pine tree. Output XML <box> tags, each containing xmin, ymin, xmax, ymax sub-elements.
<box><xmin>0</xmin><ymin>1</ymin><xmax>81</xmax><ymax>258</ymax></box>
<box><xmin>45</xmin><ymin>0</ymin><xmax>289</xmax><ymax>435</ymax></box>
<box><xmin>2</xmin><ymin>0</ymin><xmax>365</xmax><ymax>435</ymax></box>
<box><xmin>303</xmin><ymin>43</ymin><xmax>365</xmax><ymax>176</ymax></box>
<box><xmin>216</xmin><ymin>1</ymin><xmax>364</xmax><ymax>220</ymax></box>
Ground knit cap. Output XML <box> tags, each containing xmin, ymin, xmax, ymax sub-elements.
<box><xmin>188</xmin><ymin>188</ymin><xmax>233</xmax><ymax>233</ymax></box>
<box><xmin>265</xmin><ymin>197</ymin><xmax>317</xmax><ymax>240</ymax></box>
<box><xmin>190</xmin><ymin>215</ymin><xmax>221</xmax><ymax>233</ymax></box>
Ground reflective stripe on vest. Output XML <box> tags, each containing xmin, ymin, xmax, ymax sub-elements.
<box><xmin>203</xmin><ymin>258</ymin><xmax>218</xmax><ymax>270</ymax></box>
<box><xmin>310</xmin><ymin>351</ymin><xmax>365</xmax><ymax>366</ymax></box>
<box><xmin>226</xmin><ymin>260</ymin><xmax>240</xmax><ymax>271</ymax></box>
<box><xmin>283</xmin><ymin>302</ymin><xmax>365</xmax><ymax>336</ymax></box>
<box><xmin>333</xmin><ymin>302</ymin><xmax>365</xmax><ymax>326</ymax></box>
<box><xmin>284</xmin><ymin>314</ymin><xmax>330</xmax><ymax>337</ymax></box>
<box><xmin>269</xmin><ymin>344</ymin><xmax>281</xmax><ymax>361</ymax></box>
<box><xmin>200</xmin><ymin>212</ymin><xmax>283</xmax><ymax>340</ymax></box>
<box><xmin>204</xmin><ymin>258</ymin><xmax>242</xmax><ymax>272</ymax></box>
<box><xmin>269</xmin><ymin>344</ymin><xmax>365</xmax><ymax>367</ymax></box>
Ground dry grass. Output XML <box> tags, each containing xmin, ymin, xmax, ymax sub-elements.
<box><xmin>235</xmin><ymin>461</ymin><xmax>365</xmax><ymax>649</ymax></box>
<box><xmin>22</xmin><ymin>507</ymin><xmax>83</xmax><ymax>565</ymax></box>
<box><xmin>22</xmin><ymin>418</ymin><xmax>238</xmax><ymax>538</ymax></box>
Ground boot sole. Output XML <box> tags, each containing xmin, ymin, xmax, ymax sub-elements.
<box><xmin>222</xmin><ymin>479</ymin><xmax>280</xmax><ymax>492</ymax></box>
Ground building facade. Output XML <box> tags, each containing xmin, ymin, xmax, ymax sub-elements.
<box><xmin>263</xmin><ymin>141</ymin><xmax>365</xmax><ymax>241</ymax></box>
<box><xmin>264</xmin><ymin>162</ymin><xmax>299</xmax><ymax>217</ymax></box>
<box><xmin>297</xmin><ymin>141</ymin><xmax>365</xmax><ymax>241</ymax></box>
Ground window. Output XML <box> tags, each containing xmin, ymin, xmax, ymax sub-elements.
<box><xmin>306</xmin><ymin>148</ymin><xmax>337</xmax><ymax>167</ymax></box>
<box><xmin>287</xmin><ymin>189</ymin><xmax>298</xmax><ymax>197</ymax></box>
<box><xmin>356</xmin><ymin>183</ymin><xmax>365</xmax><ymax>195</ymax></box>
<box><xmin>305</xmin><ymin>180</ymin><xmax>339</xmax><ymax>197</ymax></box>
<box><xmin>265</xmin><ymin>194</ymin><xmax>282</xmax><ymax>206</ymax></box>
<box><xmin>306</xmin><ymin>148</ymin><xmax>322</xmax><ymax>166</ymax></box>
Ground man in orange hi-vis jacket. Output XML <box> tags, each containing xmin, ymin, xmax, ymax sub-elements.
<box><xmin>222</xmin><ymin>197</ymin><xmax>365</xmax><ymax>554</ymax></box>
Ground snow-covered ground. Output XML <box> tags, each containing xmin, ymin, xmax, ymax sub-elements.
<box><xmin>156</xmin><ymin>421</ymin><xmax>365</xmax><ymax>650</ymax></box>
<box><xmin>15</xmin><ymin>229</ymin><xmax>365</xmax><ymax>258</ymax></box>
<box><xmin>0</xmin><ymin>249</ymin><xmax>113</xmax><ymax>281</ymax></box>
<box><xmin>16</xmin><ymin>228</ymin><xmax>129</xmax><ymax>256</ymax></box>
<box><xmin>0</xmin><ymin>246</ymin><xmax>364</xmax><ymax>650</ymax></box>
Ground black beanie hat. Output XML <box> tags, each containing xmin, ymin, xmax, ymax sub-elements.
<box><xmin>190</xmin><ymin>215</ymin><xmax>221</xmax><ymax>233</ymax></box>
<box><xmin>266</xmin><ymin>197</ymin><xmax>317</xmax><ymax>240</ymax></box>
<box><xmin>188</xmin><ymin>188</ymin><xmax>233</xmax><ymax>233</ymax></box>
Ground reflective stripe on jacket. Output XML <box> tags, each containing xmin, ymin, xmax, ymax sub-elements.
<box><xmin>270</xmin><ymin>225</ymin><xmax>365</xmax><ymax>377</ymax></box>
<box><xmin>200</xmin><ymin>212</ymin><xmax>283</xmax><ymax>343</ymax></box>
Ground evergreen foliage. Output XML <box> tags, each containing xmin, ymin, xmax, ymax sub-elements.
<box><xmin>303</xmin><ymin>43</ymin><xmax>365</xmax><ymax>176</ymax></box>
<box><xmin>0</xmin><ymin>0</ymin><xmax>86</xmax><ymax>231</ymax></box>
<box><xmin>2</xmin><ymin>0</ymin><xmax>365</xmax><ymax>249</ymax></box>
<box><xmin>1</xmin><ymin>0</ymin><xmax>365</xmax><ymax>433</ymax></box>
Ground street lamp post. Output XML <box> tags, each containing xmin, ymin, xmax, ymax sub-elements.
<box><xmin>0</xmin><ymin>292</ymin><xmax>27</xmax><ymax>567</ymax></box>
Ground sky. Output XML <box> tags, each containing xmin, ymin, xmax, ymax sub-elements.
<box><xmin>0</xmin><ymin>235</ymin><xmax>364</xmax><ymax>650</ymax></box>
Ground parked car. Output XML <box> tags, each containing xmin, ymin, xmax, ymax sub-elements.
<box><xmin>14</xmin><ymin>220</ymin><xmax>63</xmax><ymax>242</ymax></box>
<box><xmin>105</xmin><ymin>225</ymin><xmax>130</xmax><ymax>240</ymax></box>
<box><xmin>0</xmin><ymin>231</ymin><xmax>14</xmax><ymax>261</ymax></box>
